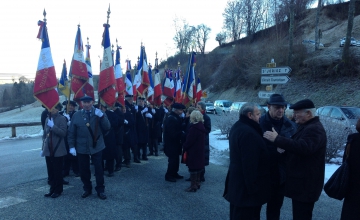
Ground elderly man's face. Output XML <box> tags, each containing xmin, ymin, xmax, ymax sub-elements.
<box><xmin>293</xmin><ymin>109</ymin><xmax>311</xmax><ymax>124</ymax></box>
<box><xmin>82</xmin><ymin>101</ymin><xmax>93</xmax><ymax>111</ymax></box>
<box><xmin>268</xmin><ymin>104</ymin><xmax>286</xmax><ymax>120</ymax></box>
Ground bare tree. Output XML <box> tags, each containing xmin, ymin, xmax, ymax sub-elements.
<box><xmin>243</xmin><ymin>0</ymin><xmax>265</xmax><ymax>35</ymax></box>
<box><xmin>222</xmin><ymin>0</ymin><xmax>244</xmax><ymax>41</ymax></box>
<box><xmin>342</xmin><ymin>0</ymin><xmax>356</xmax><ymax>64</ymax></box>
<box><xmin>194</xmin><ymin>24</ymin><xmax>211</xmax><ymax>54</ymax></box>
<box><xmin>288</xmin><ymin>0</ymin><xmax>295</xmax><ymax>66</ymax></box>
<box><xmin>315</xmin><ymin>0</ymin><xmax>322</xmax><ymax>50</ymax></box>
<box><xmin>173</xmin><ymin>17</ymin><xmax>192</xmax><ymax>54</ymax></box>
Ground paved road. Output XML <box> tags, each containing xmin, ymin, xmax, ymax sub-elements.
<box><xmin>0</xmin><ymin>137</ymin><xmax>343</xmax><ymax>220</ymax></box>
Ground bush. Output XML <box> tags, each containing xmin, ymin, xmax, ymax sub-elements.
<box><xmin>320</xmin><ymin>117</ymin><xmax>352</xmax><ymax>163</ymax></box>
<box><xmin>213</xmin><ymin>112</ymin><xmax>238</xmax><ymax>139</ymax></box>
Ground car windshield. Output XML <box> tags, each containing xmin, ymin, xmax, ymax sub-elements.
<box><xmin>340</xmin><ymin>107</ymin><xmax>360</xmax><ymax>119</ymax></box>
<box><xmin>223</xmin><ymin>102</ymin><xmax>232</xmax><ymax>107</ymax></box>
<box><xmin>206</xmin><ymin>103</ymin><xmax>213</xmax><ymax>106</ymax></box>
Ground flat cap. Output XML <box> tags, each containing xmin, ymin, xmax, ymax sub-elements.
<box><xmin>290</xmin><ymin>99</ymin><xmax>315</xmax><ymax>110</ymax></box>
<box><xmin>137</xmin><ymin>96</ymin><xmax>146</xmax><ymax>100</ymax></box>
<box><xmin>267</xmin><ymin>94</ymin><xmax>287</xmax><ymax>106</ymax></box>
<box><xmin>171</xmin><ymin>103</ymin><xmax>186</xmax><ymax>109</ymax></box>
<box><xmin>62</xmin><ymin>100</ymin><xmax>78</xmax><ymax>106</ymax></box>
<box><xmin>54</xmin><ymin>103</ymin><xmax>63</xmax><ymax>110</ymax></box>
<box><xmin>80</xmin><ymin>95</ymin><xmax>93</xmax><ymax>102</ymax></box>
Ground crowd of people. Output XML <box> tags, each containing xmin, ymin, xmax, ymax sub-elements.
<box><xmin>223</xmin><ymin>94</ymin><xmax>359</xmax><ymax>220</ymax></box>
<box><xmin>40</xmin><ymin>94</ymin><xmax>211</xmax><ymax>200</ymax></box>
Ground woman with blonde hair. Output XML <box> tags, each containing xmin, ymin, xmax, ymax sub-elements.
<box><xmin>182</xmin><ymin>110</ymin><xmax>206</xmax><ymax>192</ymax></box>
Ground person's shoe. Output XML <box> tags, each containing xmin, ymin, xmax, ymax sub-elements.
<box><xmin>97</xmin><ymin>192</ymin><xmax>107</xmax><ymax>200</ymax></box>
<box><xmin>107</xmin><ymin>172</ymin><xmax>114</xmax><ymax>177</ymax></box>
<box><xmin>142</xmin><ymin>157</ymin><xmax>148</xmax><ymax>161</ymax></box>
<box><xmin>175</xmin><ymin>174</ymin><xmax>184</xmax><ymax>179</ymax></box>
<box><xmin>155</xmin><ymin>152</ymin><xmax>159</xmax><ymax>156</ymax></box>
<box><xmin>74</xmin><ymin>173</ymin><xmax>80</xmax><ymax>177</ymax></box>
<box><xmin>165</xmin><ymin>176</ymin><xmax>176</xmax><ymax>182</ymax></box>
<box><xmin>51</xmin><ymin>193</ymin><xmax>61</xmax><ymax>198</ymax></box>
<box><xmin>134</xmin><ymin>159</ymin><xmax>141</xmax><ymax>163</ymax></box>
<box><xmin>185</xmin><ymin>177</ymin><xmax>191</xmax><ymax>181</ymax></box>
<box><xmin>44</xmin><ymin>192</ymin><xmax>53</xmax><ymax>197</ymax></box>
<box><xmin>125</xmin><ymin>163</ymin><xmax>130</xmax><ymax>168</ymax></box>
<box><xmin>147</xmin><ymin>153</ymin><xmax>154</xmax><ymax>156</ymax></box>
<box><xmin>81</xmin><ymin>191</ymin><xmax>92</xmax><ymax>198</ymax></box>
<box><xmin>114</xmin><ymin>167</ymin><xmax>121</xmax><ymax>172</ymax></box>
<box><xmin>63</xmin><ymin>179</ymin><xmax>69</xmax><ymax>185</ymax></box>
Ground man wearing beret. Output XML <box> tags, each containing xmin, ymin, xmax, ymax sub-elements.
<box><xmin>260</xmin><ymin>94</ymin><xmax>296</xmax><ymax>220</ymax></box>
<box><xmin>263</xmin><ymin>99</ymin><xmax>327</xmax><ymax>220</ymax></box>
<box><xmin>163</xmin><ymin>102</ymin><xmax>186</xmax><ymax>182</ymax></box>
<box><xmin>67</xmin><ymin>95</ymin><xmax>111</xmax><ymax>200</ymax></box>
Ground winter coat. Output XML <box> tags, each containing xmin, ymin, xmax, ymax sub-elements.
<box><xmin>341</xmin><ymin>133</ymin><xmax>360</xmax><ymax>219</ymax></box>
<box><xmin>223</xmin><ymin>115</ymin><xmax>271</xmax><ymax>207</ymax></box>
<box><xmin>123</xmin><ymin>109</ymin><xmax>137</xmax><ymax>147</ymax></box>
<box><xmin>163</xmin><ymin>111</ymin><xmax>184</xmax><ymax>157</ymax></box>
<box><xmin>183</xmin><ymin>122</ymin><xmax>206</xmax><ymax>170</ymax></box>
<box><xmin>149</xmin><ymin>107</ymin><xmax>162</xmax><ymax>139</ymax></box>
<box><xmin>136</xmin><ymin>105</ymin><xmax>149</xmax><ymax>144</ymax></box>
<box><xmin>102</xmin><ymin>110</ymin><xmax>119</xmax><ymax>160</ymax></box>
<box><xmin>42</xmin><ymin>113</ymin><xmax>67</xmax><ymax>157</ymax></box>
<box><xmin>67</xmin><ymin>107</ymin><xmax>110</xmax><ymax>155</ymax></box>
<box><xmin>203</xmin><ymin>112</ymin><xmax>211</xmax><ymax>166</ymax></box>
<box><xmin>274</xmin><ymin>116</ymin><xmax>326</xmax><ymax>203</ymax></box>
<box><xmin>114</xmin><ymin>108</ymin><xmax>124</xmax><ymax>145</ymax></box>
<box><xmin>260</xmin><ymin>112</ymin><xmax>297</xmax><ymax>185</ymax></box>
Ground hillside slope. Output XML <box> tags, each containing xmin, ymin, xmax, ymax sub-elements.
<box><xmin>206</xmin><ymin>3</ymin><xmax>360</xmax><ymax>107</ymax></box>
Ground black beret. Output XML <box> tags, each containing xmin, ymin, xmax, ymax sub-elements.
<box><xmin>54</xmin><ymin>103</ymin><xmax>63</xmax><ymax>110</ymax></box>
<box><xmin>290</xmin><ymin>99</ymin><xmax>315</xmax><ymax>110</ymax></box>
<box><xmin>125</xmin><ymin>95</ymin><xmax>133</xmax><ymax>98</ymax></box>
<box><xmin>171</xmin><ymin>103</ymin><xmax>186</xmax><ymax>109</ymax></box>
<box><xmin>62</xmin><ymin>100</ymin><xmax>78</xmax><ymax>106</ymax></box>
<box><xmin>80</xmin><ymin>95</ymin><xmax>93</xmax><ymax>102</ymax></box>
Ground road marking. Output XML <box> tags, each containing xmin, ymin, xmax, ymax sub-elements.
<box><xmin>0</xmin><ymin>196</ymin><xmax>27</xmax><ymax>209</ymax></box>
<box><xmin>34</xmin><ymin>185</ymin><xmax>73</xmax><ymax>192</ymax></box>
<box><xmin>22</xmin><ymin>148</ymin><xmax>42</xmax><ymax>152</ymax></box>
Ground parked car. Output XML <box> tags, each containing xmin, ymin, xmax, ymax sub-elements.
<box><xmin>205</xmin><ymin>102</ymin><xmax>215</xmax><ymax>114</ymax></box>
<box><xmin>302</xmin><ymin>39</ymin><xmax>324</xmax><ymax>47</ymax></box>
<box><xmin>340</xmin><ymin>37</ymin><xmax>357</xmax><ymax>47</ymax></box>
<box><xmin>230</xmin><ymin>102</ymin><xmax>266</xmax><ymax>115</ymax></box>
<box><xmin>214</xmin><ymin>100</ymin><xmax>233</xmax><ymax>114</ymax></box>
<box><xmin>317</xmin><ymin>106</ymin><xmax>360</xmax><ymax>132</ymax></box>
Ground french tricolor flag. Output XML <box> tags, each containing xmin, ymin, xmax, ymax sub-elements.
<box><xmin>33</xmin><ymin>14</ymin><xmax>59</xmax><ymax>111</ymax></box>
<box><xmin>115</xmin><ymin>44</ymin><xmax>125</xmax><ymax>106</ymax></box>
<box><xmin>98</xmin><ymin>22</ymin><xmax>116</xmax><ymax>106</ymax></box>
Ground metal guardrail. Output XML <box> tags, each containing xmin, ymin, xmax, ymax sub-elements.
<box><xmin>0</xmin><ymin>122</ymin><xmax>42</xmax><ymax>137</ymax></box>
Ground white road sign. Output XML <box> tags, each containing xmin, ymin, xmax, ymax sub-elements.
<box><xmin>261</xmin><ymin>66</ymin><xmax>292</xmax><ymax>75</ymax></box>
<box><xmin>258</xmin><ymin>91</ymin><xmax>274</xmax><ymax>99</ymax></box>
<box><xmin>261</xmin><ymin>76</ymin><xmax>290</xmax><ymax>84</ymax></box>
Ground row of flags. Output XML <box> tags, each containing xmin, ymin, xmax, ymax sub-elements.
<box><xmin>33</xmin><ymin>8</ymin><xmax>203</xmax><ymax>111</ymax></box>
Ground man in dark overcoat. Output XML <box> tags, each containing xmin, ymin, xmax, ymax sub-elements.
<box><xmin>122</xmin><ymin>104</ymin><xmax>136</xmax><ymax>167</ymax></box>
<box><xmin>135</xmin><ymin>97</ymin><xmax>152</xmax><ymax>160</ymax></box>
<box><xmin>163</xmin><ymin>103</ymin><xmax>186</xmax><ymax>182</ymax></box>
<box><xmin>67</xmin><ymin>95</ymin><xmax>111</xmax><ymax>200</ymax></box>
<box><xmin>263</xmin><ymin>99</ymin><xmax>327</xmax><ymax>220</ymax></box>
<box><xmin>125</xmin><ymin>95</ymin><xmax>139</xmax><ymax>163</ymax></box>
<box><xmin>113</xmin><ymin>103</ymin><xmax>125</xmax><ymax>171</ymax></box>
<box><xmin>259</xmin><ymin>94</ymin><xmax>297</xmax><ymax>220</ymax></box>
<box><xmin>101</xmin><ymin>104</ymin><xmax>119</xmax><ymax>177</ymax></box>
<box><xmin>223</xmin><ymin>103</ymin><xmax>271</xmax><ymax>219</ymax></box>
<box><xmin>147</xmin><ymin>102</ymin><xmax>162</xmax><ymax>156</ymax></box>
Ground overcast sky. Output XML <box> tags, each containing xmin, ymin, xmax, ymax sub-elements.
<box><xmin>0</xmin><ymin>0</ymin><xmax>228</xmax><ymax>84</ymax></box>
